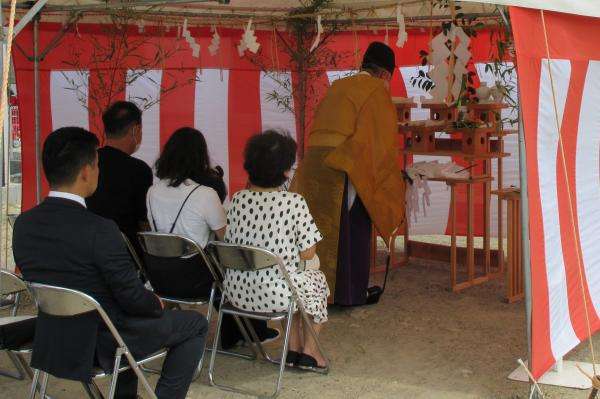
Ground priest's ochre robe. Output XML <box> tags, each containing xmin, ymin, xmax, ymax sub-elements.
<box><xmin>290</xmin><ymin>73</ymin><xmax>406</xmax><ymax>296</ymax></box>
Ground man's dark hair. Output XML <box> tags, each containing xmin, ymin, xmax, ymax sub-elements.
<box><xmin>244</xmin><ymin>130</ymin><xmax>297</xmax><ymax>188</ymax></box>
<box><xmin>102</xmin><ymin>101</ymin><xmax>142</xmax><ymax>138</ymax></box>
<box><xmin>155</xmin><ymin>127</ymin><xmax>227</xmax><ymax>201</ymax></box>
<box><xmin>42</xmin><ymin>126</ymin><xmax>99</xmax><ymax>187</ymax></box>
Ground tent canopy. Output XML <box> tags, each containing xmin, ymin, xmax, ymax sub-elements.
<box><xmin>9</xmin><ymin>1</ymin><xmax>500</xmax><ymax>28</ymax></box>
<box><xmin>461</xmin><ymin>0</ymin><xmax>600</xmax><ymax>19</ymax></box>
<box><xmin>9</xmin><ymin>0</ymin><xmax>600</xmax><ymax>22</ymax></box>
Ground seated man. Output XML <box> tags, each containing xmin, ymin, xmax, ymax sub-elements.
<box><xmin>13</xmin><ymin>127</ymin><xmax>207</xmax><ymax>399</ymax></box>
<box><xmin>86</xmin><ymin>101</ymin><xmax>153</xmax><ymax>258</ymax></box>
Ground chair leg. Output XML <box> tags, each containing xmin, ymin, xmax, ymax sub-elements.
<box><xmin>193</xmin><ymin>283</ymin><xmax>217</xmax><ymax>380</ymax></box>
<box><xmin>207</xmin><ymin>298</ymin><xmax>225</xmax><ymax>387</ymax></box>
<box><xmin>124</xmin><ymin>352</ymin><xmax>158</xmax><ymax>399</ymax></box>
<box><xmin>0</xmin><ymin>351</ymin><xmax>26</xmax><ymax>380</ymax></box>
<box><xmin>270</xmin><ymin>303</ymin><xmax>295</xmax><ymax>399</ymax></box>
<box><xmin>15</xmin><ymin>353</ymin><xmax>34</xmax><ymax>379</ymax></box>
<box><xmin>39</xmin><ymin>371</ymin><xmax>49</xmax><ymax>398</ymax></box>
<box><xmin>81</xmin><ymin>381</ymin><xmax>105</xmax><ymax>399</ymax></box>
<box><xmin>28</xmin><ymin>369</ymin><xmax>40</xmax><ymax>399</ymax></box>
<box><xmin>10</xmin><ymin>293</ymin><xmax>21</xmax><ymax>317</ymax></box>
<box><xmin>107</xmin><ymin>349</ymin><xmax>123</xmax><ymax>399</ymax></box>
<box><xmin>242</xmin><ymin>317</ymin><xmax>272</xmax><ymax>361</ymax></box>
<box><xmin>230</xmin><ymin>314</ymin><xmax>259</xmax><ymax>359</ymax></box>
<box><xmin>209</xmin><ymin>307</ymin><xmax>294</xmax><ymax>399</ymax></box>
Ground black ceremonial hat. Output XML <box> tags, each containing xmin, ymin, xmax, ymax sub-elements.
<box><xmin>361</xmin><ymin>41</ymin><xmax>396</xmax><ymax>74</ymax></box>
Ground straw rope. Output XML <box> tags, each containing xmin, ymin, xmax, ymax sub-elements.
<box><xmin>10</xmin><ymin>0</ymin><xmax>502</xmax><ymax>31</ymax></box>
<box><xmin>352</xmin><ymin>14</ymin><xmax>359</xmax><ymax>70</ymax></box>
<box><xmin>1</xmin><ymin>0</ymin><xmax>17</xmax><ymax>270</ymax></box>
<box><xmin>446</xmin><ymin>0</ymin><xmax>457</xmax><ymax>103</ymax></box>
<box><xmin>517</xmin><ymin>359</ymin><xmax>546</xmax><ymax>399</ymax></box>
<box><xmin>539</xmin><ymin>9</ymin><xmax>598</xmax><ymax>377</ymax></box>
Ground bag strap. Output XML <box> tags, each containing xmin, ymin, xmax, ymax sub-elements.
<box><xmin>148</xmin><ymin>188</ymin><xmax>158</xmax><ymax>232</ymax></box>
<box><xmin>169</xmin><ymin>184</ymin><xmax>202</xmax><ymax>233</ymax></box>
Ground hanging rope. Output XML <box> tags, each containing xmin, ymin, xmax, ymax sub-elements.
<box><xmin>270</xmin><ymin>24</ymin><xmax>276</xmax><ymax>70</ymax></box>
<box><xmin>1</xmin><ymin>0</ymin><xmax>18</xmax><ymax>270</ymax></box>
<box><xmin>517</xmin><ymin>359</ymin><xmax>546</xmax><ymax>399</ymax></box>
<box><xmin>273</xmin><ymin>24</ymin><xmax>280</xmax><ymax>71</ymax></box>
<box><xmin>539</xmin><ymin>9</ymin><xmax>598</xmax><ymax>377</ymax></box>
<box><xmin>351</xmin><ymin>14</ymin><xmax>359</xmax><ymax>70</ymax></box>
<box><xmin>427</xmin><ymin>0</ymin><xmax>434</xmax><ymax>78</ymax></box>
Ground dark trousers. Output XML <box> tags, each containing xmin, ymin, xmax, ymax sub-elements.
<box><xmin>115</xmin><ymin>310</ymin><xmax>208</xmax><ymax>399</ymax></box>
<box><xmin>335</xmin><ymin>178</ymin><xmax>372</xmax><ymax>306</ymax></box>
<box><xmin>0</xmin><ymin>317</ymin><xmax>36</xmax><ymax>350</ymax></box>
<box><xmin>220</xmin><ymin>316</ymin><xmax>268</xmax><ymax>349</ymax></box>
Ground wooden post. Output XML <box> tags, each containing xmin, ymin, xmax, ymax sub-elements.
<box><xmin>450</xmin><ymin>184</ymin><xmax>457</xmax><ymax>289</ymax></box>
<box><xmin>501</xmin><ymin>188</ymin><xmax>524</xmax><ymax>303</ymax></box>
<box><xmin>403</xmin><ymin>153</ymin><xmax>410</xmax><ymax>264</ymax></box>
<box><xmin>467</xmin><ymin>163</ymin><xmax>475</xmax><ymax>283</ymax></box>
<box><xmin>497</xmin><ymin>125</ymin><xmax>505</xmax><ymax>275</ymax></box>
<box><xmin>484</xmin><ymin>159</ymin><xmax>491</xmax><ymax>275</ymax></box>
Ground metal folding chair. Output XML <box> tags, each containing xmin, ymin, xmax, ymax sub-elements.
<box><xmin>0</xmin><ymin>270</ymin><xmax>36</xmax><ymax>381</ymax></box>
<box><xmin>137</xmin><ymin>232</ymin><xmax>256</xmax><ymax>376</ymax></box>
<box><xmin>120</xmin><ymin>232</ymin><xmax>147</xmax><ymax>282</ymax></box>
<box><xmin>207</xmin><ymin>241</ymin><xmax>330</xmax><ymax>399</ymax></box>
<box><xmin>26</xmin><ymin>283</ymin><xmax>167</xmax><ymax>399</ymax></box>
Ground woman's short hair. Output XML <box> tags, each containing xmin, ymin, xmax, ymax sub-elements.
<box><xmin>155</xmin><ymin>127</ymin><xmax>227</xmax><ymax>201</ymax></box>
<box><xmin>244</xmin><ymin>130</ymin><xmax>297</xmax><ymax>188</ymax></box>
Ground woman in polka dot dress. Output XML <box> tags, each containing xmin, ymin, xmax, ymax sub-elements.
<box><xmin>223</xmin><ymin>130</ymin><xmax>330</xmax><ymax>371</ymax></box>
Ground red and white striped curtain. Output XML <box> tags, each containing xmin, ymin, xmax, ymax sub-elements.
<box><xmin>511</xmin><ymin>6</ymin><xmax>600</xmax><ymax>378</ymax></box>
<box><xmin>13</xmin><ymin>22</ymin><xmax>515</xmax><ymax>238</ymax></box>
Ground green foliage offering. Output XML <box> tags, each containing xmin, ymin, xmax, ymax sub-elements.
<box><xmin>247</xmin><ymin>0</ymin><xmax>348</xmax><ymax>158</ymax></box>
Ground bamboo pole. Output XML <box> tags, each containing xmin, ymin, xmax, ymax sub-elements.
<box><xmin>0</xmin><ymin>0</ymin><xmax>18</xmax><ymax>268</ymax></box>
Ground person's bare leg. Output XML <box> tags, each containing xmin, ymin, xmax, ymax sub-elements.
<box><xmin>301</xmin><ymin>319</ymin><xmax>326</xmax><ymax>366</ymax></box>
<box><xmin>285</xmin><ymin>313</ymin><xmax>303</xmax><ymax>353</ymax></box>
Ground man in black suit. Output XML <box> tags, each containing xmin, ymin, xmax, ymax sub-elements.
<box><xmin>86</xmin><ymin>101</ymin><xmax>153</xmax><ymax>257</ymax></box>
<box><xmin>13</xmin><ymin>127</ymin><xmax>207</xmax><ymax>399</ymax></box>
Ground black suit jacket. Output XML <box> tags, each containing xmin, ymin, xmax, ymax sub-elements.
<box><xmin>12</xmin><ymin>197</ymin><xmax>163</xmax><ymax>382</ymax></box>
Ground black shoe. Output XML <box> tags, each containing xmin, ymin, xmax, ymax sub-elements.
<box><xmin>258</xmin><ymin>328</ymin><xmax>281</xmax><ymax>345</ymax></box>
<box><xmin>285</xmin><ymin>350</ymin><xmax>301</xmax><ymax>367</ymax></box>
<box><xmin>239</xmin><ymin>327</ymin><xmax>281</xmax><ymax>348</ymax></box>
<box><xmin>296</xmin><ymin>353</ymin><xmax>328</xmax><ymax>373</ymax></box>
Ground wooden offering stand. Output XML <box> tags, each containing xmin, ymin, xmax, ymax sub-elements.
<box><xmin>492</xmin><ymin>187</ymin><xmax>524</xmax><ymax>303</ymax></box>
<box><xmin>380</xmin><ymin>98</ymin><xmax>515</xmax><ymax>294</ymax></box>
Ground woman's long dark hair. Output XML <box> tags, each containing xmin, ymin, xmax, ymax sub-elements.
<box><xmin>155</xmin><ymin>127</ymin><xmax>227</xmax><ymax>202</ymax></box>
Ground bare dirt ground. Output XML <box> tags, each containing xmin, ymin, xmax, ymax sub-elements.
<box><xmin>1</xmin><ymin>257</ymin><xmax>597</xmax><ymax>399</ymax></box>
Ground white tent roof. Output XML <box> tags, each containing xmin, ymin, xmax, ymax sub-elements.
<box><xmin>458</xmin><ymin>0</ymin><xmax>600</xmax><ymax>18</ymax></box>
<box><xmin>9</xmin><ymin>1</ymin><xmax>598</xmax><ymax>29</ymax></box>
<box><xmin>10</xmin><ymin>0</ymin><xmax>599</xmax><ymax>18</ymax></box>
<box><xmin>11</xmin><ymin>1</ymin><xmax>497</xmax><ymax>22</ymax></box>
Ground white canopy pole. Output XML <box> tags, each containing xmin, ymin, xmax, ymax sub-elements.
<box><xmin>12</xmin><ymin>0</ymin><xmax>49</xmax><ymax>38</ymax></box>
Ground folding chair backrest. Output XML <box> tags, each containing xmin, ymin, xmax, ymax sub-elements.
<box><xmin>0</xmin><ymin>270</ymin><xmax>27</xmax><ymax>296</ymax></box>
<box><xmin>28</xmin><ymin>282</ymin><xmax>128</xmax><ymax>350</ymax></box>
<box><xmin>27</xmin><ymin>283</ymin><xmax>99</xmax><ymax>317</ymax></box>
<box><xmin>121</xmin><ymin>232</ymin><xmax>146</xmax><ymax>278</ymax></box>
<box><xmin>208</xmin><ymin>242</ymin><xmax>280</xmax><ymax>272</ymax></box>
<box><xmin>137</xmin><ymin>232</ymin><xmax>220</xmax><ymax>300</ymax></box>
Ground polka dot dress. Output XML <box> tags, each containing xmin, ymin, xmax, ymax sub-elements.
<box><xmin>223</xmin><ymin>190</ymin><xmax>330</xmax><ymax>324</ymax></box>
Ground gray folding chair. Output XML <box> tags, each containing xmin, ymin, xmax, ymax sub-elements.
<box><xmin>26</xmin><ymin>283</ymin><xmax>167</xmax><ymax>399</ymax></box>
<box><xmin>137</xmin><ymin>232</ymin><xmax>256</xmax><ymax>375</ymax></box>
<box><xmin>207</xmin><ymin>242</ymin><xmax>330</xmax><ymax>399</ymax></box>
<box><xmin>0</xmin><ymin>270</ymin><xmax>36</xmax><ymax>381</ymax></box>
<box><xmin>120</xmin><ymin>232</ymin><xmax>147</xmax><ymax>283</ymax></box>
